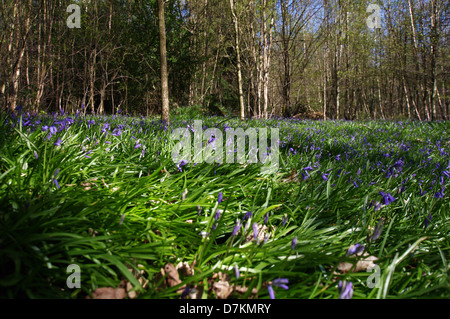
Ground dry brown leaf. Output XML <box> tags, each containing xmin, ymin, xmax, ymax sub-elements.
<box><xmin>89</xmin><ymin>287</ymin><xmax>127</xmax><ymax>299</ymax></box>
<box><xmin>246</xmin><ymin>224</ymin><xmax>276</xmax><ymax>243</ymax></box>
<box><xmin>213</xmin><ymin>281</ymin><xmax>233</xmax><ymax>299</ymax></box>
<box><xmin>187</xmin><ymin>286</ymin><xmax>203</xmax><ymax>299</ymax></box>
<box><xmin>176</xmin><ymin>261</ymin><xmax>195</xmax><ymax>277</ymax></box>
<box><xmin>163</xmin><ymin>263</ymin><xmax>182</xmax><ymax>287</ymax></box>
<box><xmin>337</xmin><ymin>253</ymin><xmax>378</xmax><ymax>274</ymax></box>
<box><xmin>235</xmin><ymin>286</ymin><xmax>259</xmax><ymax>298</ymax></box>
<box><xmin>124</xmin><ymin>266</ymin><xmax>149</xmax><ymax>299</ymax></box>
<box><xmin>126</xmin><ymin>281</ymin><xmax>137</xmax><ymax>299</ymax></box>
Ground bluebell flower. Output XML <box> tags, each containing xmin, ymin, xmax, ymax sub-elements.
<box><xmin>338</xmin><ymin>281</ymin><xmax>353</xmax><ymax>299</ymax></box>
<box><xmin>234</xmin><ymin>265</ymin><xmax>240</xmax><ymax>279</ymax></box>
<box><xmin>102</xmin><ymin>123</ymin><xmax>110</xmax><ymax>133</ymax></box>
<box><xmin>368</xmin><ymin>219</ymin><xmax>383</xmax><ymax>242</ymax></box>
<box><xmin>252</xmin><ymin>223</ymin><xmax>258</xmax><ymax>241</ymax></box>
<box><xmin>181</xmin><ymin>286</ymin><xmax>190</xmax><ymax>299</ymax></box>
<box><xmin>49</xmin><ymin>126</ymin><xmax>57</xmax><ymax>135</ymax></box>
<box><xmin>273</xmin><ymin>278</ymin><xmax>289</xmax><ymax>290</ymax></box>
<box><xmin>267</xmin><ymin>284</ymin><xmax>275</xmax><ymax>299</ymax></box>
<box><xmin>282</xmin><ymin>215</ymin><xmax>287</xmax><ymax>226</ymax></box>
<box><xmin>54</xmin><ymin>137</ymin><xmax>62</xmax><ymax>147</ymax></box>
<box><xmin>42</xmin><ymin>125</ymin><xmax>49</xmax><ymax>131</ymax></box>
<box><xmin>264</xmin><ymin>213</ymin><xmax>269</xmax><ymax>224</ymax></box>
<box><xmin>424</xmin><ymin>213</ymin><xmax>432</xmax><ymax>229</ymax></box>
<box><xmin>267</xmin><ymin>278</ymin><xmax>289</xmax><ymax>299</ymax></box>
<box><xmin>291</xmin><ymin>236</ymin><xmax>297</xmax><ymax>250</ymax></box>
<box><xmin>243</xmin><ymin>211</ymin><xmax>252</xmax><ymax>220</ymax></box>
<box><xmin>214</xmin><ymin>209</ymin><xmax>221</xmax><ymax>222</ymax></box>
<box><xmin>379</xmin><ymin>191</ymin><xmax>395</xmax><ymax>205</ymax></box>
<box><xmin>232</xmin><ymin>220</ymin><xmax>241</xmax><ymax>237</ymax></box>
<box><xmin>218</xmin><ymin>192</ymin><xmax>223</xmax><ymax>204</ymax></box>
<box><xmin>346</xmin><ymin>243</ymin><xmax>365</xmax><ymax>256</ymax></box>
<box><xmin>434</xmin><ymin>188</ymin><xmax>445</xmax><ymax>199</ymax></box>
<box><xmin>52</xmin><ymin>168</ymin><xmax>60</xmax><ymax>190</ymax></box>
<box><xmin>177</xmin><ymin>160</ymin><xmax>187</xmax><ymax>172</ymax></box>
<box><xmin>392</xmin><ymin>159</ymin><xmax>404</xmax><ymax>169</ymax></box>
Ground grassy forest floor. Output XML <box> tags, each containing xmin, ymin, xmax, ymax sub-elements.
<box><xmin>0</xmin><ymin>109</ymin><xmax>449</xmax><ymax>299</ymax></box>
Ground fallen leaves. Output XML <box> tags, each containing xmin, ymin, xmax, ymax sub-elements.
<box><xmin>337</xmin><ymin>245</ymin><xmax>379</xmax><ymax>274</ymax></box>
<box><xmin>87</xmin><ymin>260</ymin><xmax>260</xmax><ymax>300</ymax></box>
<box><xmin>337</xmin><ymin>254</ymin><xmax>378</xmax><ymax>273</ymax></box>
<box><xmin>211</xmin><ymin>272</ymin><xmax>258</xmax><ymax>299</ymax></box>
<box><xmin>88</xmin><ymin>281</ymin><xmax>128</xmax><ymax>299</ymax></box>
<box><xmin>87</xmin><ymin>264</ymin><xmax>149</xmax><ymax>299</ymax></box>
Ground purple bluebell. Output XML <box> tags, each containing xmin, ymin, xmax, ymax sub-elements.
<box><xmin>181</xmin><ymin>286</ymin><xmax>190</xmax><ymax>299</ymax></box>
<box><xmin>273</xmin><ymin>278</ymin><xmax>289</xmax><ymax>290</ymax></box>
<box><xmin>232</xmin><ymin>220</ymin><xmax>241</xmax><ymax>237</ymax></box>
<box><xmin>292</xmin><ymin>236</ymin><xmax>297</xmax><ymax>250</ymax></box>
<box><xmin>243</xmin><ymin>211</ymin><xmax>252</xmax><ymax>220</ymax></box>
<box><xmin>379</xmin><ymin>191</ymin><xmax>395</xmax><ymax>205</ymax></box>
<box><xmin>54</xmin><ymin>138</ymin><xmax>62</xmax><ymax>147</ymax></box>
<box><xmin>177</xmin><ymin>160</ymin><xmax>187</xmax><ymax>172</ymax></box>
<box><xmin>369</xmin><ymin>219</ymin><xmax>383</xmax><ymax>242</ymax></box>
<box><xmin>52</xmin><ymin>169</ymin><xmax>60</xmax><ymax>190</ymax></box>
<box><xmin>434</xmin><ymin>188</ymin><xmax>445</xmax><ymax>199</ymax></box>
<box><xmin>214</xmin><ymin>209</ymin><xmax>221</xmax><ymax>222</ymax></box>
<box><xmin>252</xmin><ymin>223</ymin><xmax>258</xmax><ymax>241</ymax></box>
<box><xmin>34</xmin><ymin>151</ymin><xmax>38</xmax><ymax>160</ymax></box>
<box><xmin>101</xmin><ymin>123</ymin><xmax>110</xmax><ymax>133</ymax></box>
<box><xmin>346</xmin><ymin>243</ymin><xmax>365</xmax><ymax>256</ymax></box>
<box><xmin>267</xmin><ymin>284</ymin><xmax>275</xmax><ymax>299</ymax></box>
<box><xmin>424</xmin><ymin>213</ymin><xmax>432</xmax><ymax>229</ymax></box>
<box><xmin>218</xmin><ymin>192</ymin><xmax>223</xmax><ymax>204</ymax></box>
<box><xmin>338</xmin><ymin>281</ymin><xmax>353</xmax><ymax>299</ymax></box>
<box><xmin>234</xmin><ymin>265</ymin><xmax>240</xmax><ymax>279</ymax></box>
<box><xmin>264</xmin><ymin>213</ymin><xmax>269</xmax><ymax>225</ymax></box>
<box><xmin>267</xmin><ymin>278</ymin><xmax>289</xmax><ymax>299</ymax></box>
<box><xmin>49</xmin><ymin>126</ymin><xmax>57</xmax><ymax>135</ymax></box>
<box><xmin>42</xmin><ymin>125</ymin><xmax>49</xmax><ymax>131</ymax></box>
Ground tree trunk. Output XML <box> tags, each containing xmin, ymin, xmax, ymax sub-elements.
<box><xmin>158</xmin><ymin>0</ymin><xmax>170</xmax><ymax>124</ymax></box>
<box><xmin>229</xmin><ymin>0</ymin><xmax>245</xmax><ymax>120</ymax></box>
